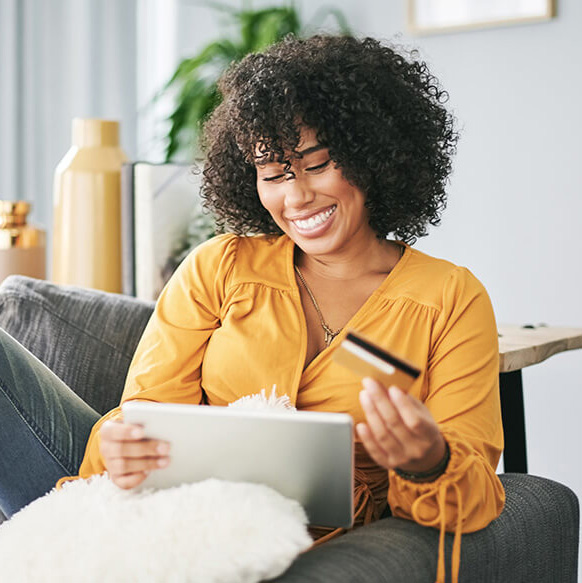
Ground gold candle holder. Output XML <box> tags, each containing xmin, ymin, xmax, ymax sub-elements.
<box><xmin>0</xmin><ymin>201</ymin><xmax>46</xmax><ymax>283</ymax></box>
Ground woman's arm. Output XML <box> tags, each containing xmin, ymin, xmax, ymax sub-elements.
<box><xmin>77</xmin><ymin>234</ymin><xmax>239</xmax><ymax>482</ymax></box>
<box><xmin>359</xmin><ymin>266</ymin><xmax>505</xmax><ymax>532</ymax></box>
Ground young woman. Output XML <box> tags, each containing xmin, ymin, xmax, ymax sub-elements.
<box><xmin>0</xmin><ymin>35</ymin><xmax>504</xmax><ymax>583</ymax></box>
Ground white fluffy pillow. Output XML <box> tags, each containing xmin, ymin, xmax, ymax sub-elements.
<box><xmin>0</xmin><ymin>475</ymin><xmax>311</xmax><ymax>582</ymax></box>
<box><xmin>0</xmin><ymin>389</ymin><xmax>311</xmax><ymax>582</ymax></box>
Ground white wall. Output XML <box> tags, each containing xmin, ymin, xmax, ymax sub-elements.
<box><xmin>175</xmin><ymin>0</ymin><xmax>582</xmax><ymax>565</ymax></box>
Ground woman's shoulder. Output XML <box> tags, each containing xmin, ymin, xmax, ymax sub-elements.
<box><xmin>188</xmin><ymin>233</ymin><xmax>292</xmax><ymax>289</ymax></box>
<box><xmin>234</xmin><ymin>234</ymin><xmax>292</xmax><ymax>287</ymax></box>
<box><xmin>391</xmin><ymin>246</ymin><xmax>490</xmax><ymax>310</ymax></box>
<box><xmin>184</xmin><ymin>232</ymin><xmax>240</xmax><ymax>269</ymax></box>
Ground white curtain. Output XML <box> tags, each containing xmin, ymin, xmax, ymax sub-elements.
<box><xmin>0</xmin><ymin>0</ymin><xmax>138</xmax><ymax>237</ymax></box>
<box><xmin>136</xmin><ymin>0</ymin><xmax>179</xmax><ymax>164</ymax></box>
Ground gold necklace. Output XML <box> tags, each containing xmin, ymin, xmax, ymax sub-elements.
<box><xmin>293</xmin><ymin>244</ymin><xmax>405</xmax><ymax>347</ymax></box>
<box><xmin>294</xmin><ymin>265</ymin><xmax>342</xmax><ymax>347</ymax></box>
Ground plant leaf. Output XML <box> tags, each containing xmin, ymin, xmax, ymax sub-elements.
<box><xmin>237</xmin><ymin>7</ymin><xmax>301</xmax><ymax>52</ymax></box>
<box><xmin>253</xmin><ymin>9</ymin><xmax>301</xmax><ymax>50</ymax></box>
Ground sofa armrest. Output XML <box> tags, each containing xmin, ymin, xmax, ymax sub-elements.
<box><xmin>0</xmin><ymin>276</ymin><xmax>154</xmax><ymax>415</ymax></box>
<box><xmin>271</xmin><ymin>473</ymin><xmax>579</xmax><ymax>583</ymax></box>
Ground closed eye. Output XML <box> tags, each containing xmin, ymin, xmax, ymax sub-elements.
<box><xmin>306</xmin><ymin>159</ymin><xmax>331</xmax><ymax>172</ymax></box>
<box><xmin>262</xmin><ymin>173</ymin><xmax>287</xmax><ymax>182</ymax></box>
<box><xmin>261</xmin><ymin>159</ymin><xmax>331</xmax><ymax>182</ymax></box>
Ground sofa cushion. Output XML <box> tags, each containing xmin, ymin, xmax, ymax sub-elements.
<box><xmin>0</xmin><ymin>276</ymin><xmax>154</xmax><ymax>415</ymax></box>
<box><xmin>271</xmin><ymin>473</ymin><xmax>580</xmax><ymax>582</ymax></box>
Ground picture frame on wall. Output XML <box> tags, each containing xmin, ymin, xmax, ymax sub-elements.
<box><xmin>408</xmin><ymin>0</ymin><xmax>556</xmax><ymax>35</ymax></box>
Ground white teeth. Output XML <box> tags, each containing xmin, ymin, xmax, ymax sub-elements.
<box><xmin>293</xmin><ymin>206</ymin><xmax>336</xmax><ymax>230</ymax></box>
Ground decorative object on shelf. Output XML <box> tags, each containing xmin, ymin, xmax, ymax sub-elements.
<box><xmin>52</xmin><ymin>118</ymin><xmax>128</xmax><ymax>293</ymax></box>
<box><xmin>408</xmin><ymin>0</ymin><xmax>556</xmax><ymax>35</ymax></box>
<box><xmin>157</xmin><ymin>3</ymin><xmax>351</xmax><ymax>162</ymax></box>
<box><xmin>120</xmin><ymin>161</ymin><xmax>210</xmax><ymax>301</ymax></box>
<box><xmin>0</xmin><ymin>201</ymin><xmax>46</xmax><ymax>283</ymax></box>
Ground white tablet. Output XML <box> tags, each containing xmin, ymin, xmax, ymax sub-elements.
<box><xmin>121</xmin><ymin>401</ymin><xmax>354</xmax><ymax>528</ymax></box>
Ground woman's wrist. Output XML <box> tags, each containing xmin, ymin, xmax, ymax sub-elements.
<box><xmin>394</xmin><ymin>441</ymin><xmax>451</xmax><ymax>483</ymax></box>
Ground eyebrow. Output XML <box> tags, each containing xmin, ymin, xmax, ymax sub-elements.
<box><xmin>296</xmin><ymin>144</ymin><xmax>326</xmax><ymax>156</ymax></box>
<box><xmin>254</xmin><ymin>143</ymin><xmax>326</xmax><ymax>165</ymax></box>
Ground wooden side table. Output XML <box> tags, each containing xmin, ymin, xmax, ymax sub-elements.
<box><xmin>498</xmin><ymin>325</ymin><xmax>582</xmax><ymax>473</ymax></box>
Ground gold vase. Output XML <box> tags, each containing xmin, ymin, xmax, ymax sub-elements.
<box><xmin>52</xmin><ymin>118</ymin><xmax>128</xmax><ymax>292</ymax></box>
<box><xmin>0</xmin><ymin>201</ymin><xmax>46</xmax><ymax>283</ymax></box>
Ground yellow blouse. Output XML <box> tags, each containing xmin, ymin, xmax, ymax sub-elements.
<box><xmin>76</xmin><ymin>233</ymin><xmax>505</xmax><ymax>582</ymax></box>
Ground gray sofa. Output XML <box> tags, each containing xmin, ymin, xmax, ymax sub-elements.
<box><xmin>0</xmin><ymin>274</ymin><xmax>578</xmax><ymax>583</ymax></box>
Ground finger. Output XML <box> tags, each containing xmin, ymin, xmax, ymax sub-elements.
<box><xmin>101</xmin><ymin>420</ymin><xmax>145</xmax><ymax>441</ymax></box>
<box><xmin>112</xmin><ymin>472</ymin><xmax>149</xmax><ymax>490</ymax></box>
<box><xmin>103</xmin><ymin>439</ymin><xmax>171</xmax><ymax>460</ymax></box>
<box><xmin>108</xmin><ymin>455</ymin><xmax>170</xmax><ymax>477</ymax></box>
<box><xmin>365</xmin><ymin>379</ymin><xmax>433</xmax><ymax>449</ymax></box>
<box><xmin>360</xmin><ymin>381</ymin><xmax>406</xmax><ymax>449</ymax></box>
<box><xmin>356</xmin><ymin>422</ymin><xmax>390</xmax><ymax>468</ymax></box>
<box><xmin>388</xmin><ymin>386</ymin><xmax>436</xmax><ymax>437</ymax></box>
<box><xmin>356</xmin><ymin>422</ymin><xmax>405</xmax><ymax>470</ymax></box>
<box><xmin>362</xmin><ymin>378</ymin><xmax>409</xmax><ymax>433</ymax></box>
<box><xmin>357</xmin><ymin>387</ymin><xmax>405</xmax><ymax>460</ymax></box>
<box><xmin>359</xmin><ymin>387</ymin><xmax>396</xmax><ymax>446</ymax></box>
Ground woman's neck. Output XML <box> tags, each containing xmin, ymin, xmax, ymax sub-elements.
<box><xmin>295</xmin><ymin>237</ymin><xmax>401</xmax><ymax>281</ymax></box>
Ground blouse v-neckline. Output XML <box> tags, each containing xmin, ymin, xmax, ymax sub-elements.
<box><xmin>284</xmin><ymin>236</ymin><xmax>410</xmax><ymax>377</ymax></box>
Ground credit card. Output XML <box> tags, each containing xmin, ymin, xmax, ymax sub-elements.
<box><xmin>333</xmin><ymin>330</ymin><xmax>421</xmax><ymax>392</ymax></box>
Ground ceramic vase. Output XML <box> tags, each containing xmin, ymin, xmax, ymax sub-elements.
<box><xmin>52</xmin><ymin>118</ymin><xmax>128</xmax><ymax>292</ymax></box>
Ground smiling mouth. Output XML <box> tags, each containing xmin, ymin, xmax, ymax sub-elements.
<box><xmin>291</xmin><ymin>205</ymin><xmax>337</xmax><ymax>231</ymax></box>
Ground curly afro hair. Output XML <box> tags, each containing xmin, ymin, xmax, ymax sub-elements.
<box><xmin>201</xmin><ymin>35</ymin><xmax>458</xmax><ymax>244</ymax></box>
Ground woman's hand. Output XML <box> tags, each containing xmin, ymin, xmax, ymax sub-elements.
<box><xmin>356</xmin><ymin>377</ymin><xmax>447</xmax><ymax>476</ymax></box>
<box><xmin>99</xmin><ymin>420</ymin><xmax>171</xmax><ymax>489</ymax></box>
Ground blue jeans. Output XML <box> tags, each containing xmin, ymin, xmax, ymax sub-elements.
<box><xmin>0</xmin><ymin>328</ymin><xmax>100</xmax><ymax>518</ymax></box>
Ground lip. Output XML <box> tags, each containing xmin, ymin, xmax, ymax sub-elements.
<box><xmin>288</xmin><ymin>205</ymin><xmax>337</xmax><ymax>238</ymax></box>
<box><xmin>287</xmin><ymin>205</ymin><xmax>336</xmax><ymax>222</ymax></box>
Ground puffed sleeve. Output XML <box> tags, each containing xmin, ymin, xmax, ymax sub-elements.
<box><xmin>74</xmin><ymin>233</ymin><xmax>239</xmax><ymax>478</ymax></box>
<box><xmin>387</xmin><ymin>267</ymin><xmax>505</xmax><ymax>583</ymax></box>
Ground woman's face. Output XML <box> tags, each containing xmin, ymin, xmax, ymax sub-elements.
<box><xmin>255</xmin><ymin>127</ymin><xmax>376</xmax><ymax>259</ymax></box>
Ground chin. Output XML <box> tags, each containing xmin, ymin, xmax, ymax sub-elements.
<box><xmin>292</xmin><ymin>234</ymin><xmax>344</xmax><ymax>257</ymax></box>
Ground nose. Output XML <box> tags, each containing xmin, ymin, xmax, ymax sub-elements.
<box><xmin>283</xmin><ymin>174</ymin><xmax>315</xmax><ymax>208</ymax></box>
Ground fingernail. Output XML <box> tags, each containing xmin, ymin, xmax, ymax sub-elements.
<box><xmin>388</xmin><ymin>386</ymin><xmax>402</xmax><ymax>399</ymax></box>
<box><xmin>359</xmin><ymin>389</ymin><xmax>371</xmax><ymax>406</ymax></box>
<box><xmin>157</xmin><ymin>443</ymin><xmax>170</xmax><ymax>455</ymax></box>
<box><xmin>131</xmin><ymin>428</ymin><xmax>144</xmax><ymax>439</ymax></box>
<box><xmin>362</xmin><ymin>377</ymin><xmax>376</xmax><ymax>391</ymax></box>
<box><xmin>157</xmin><ymin>458</ymin><xmax>169</xmax><ymax>468</ymax></box>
